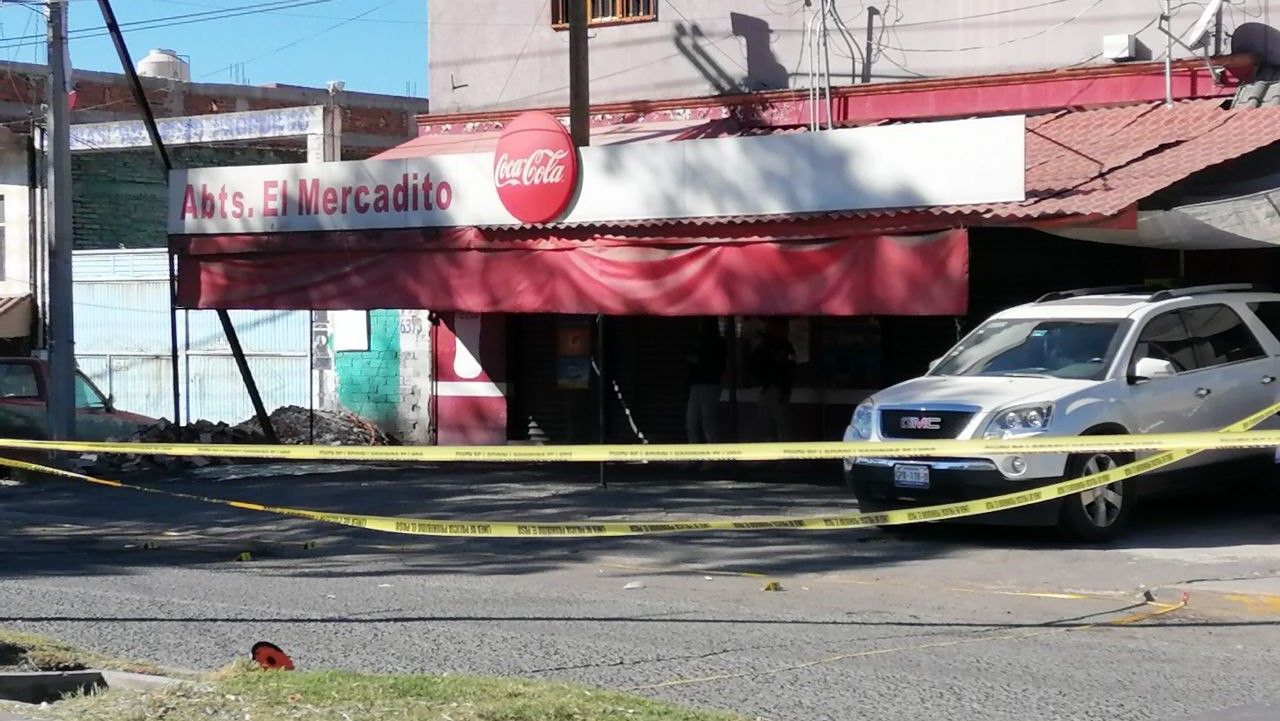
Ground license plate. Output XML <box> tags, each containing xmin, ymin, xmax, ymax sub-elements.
<box><xmin>893</xmin><ymin>464</ymin><xmax>930</xmax><ymax>489</ymax></box>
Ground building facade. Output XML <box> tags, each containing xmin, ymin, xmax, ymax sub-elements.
<box><xmin>162</xmin><ymin>2</ymin><xmax>1280</xmax><ymax>454</ymax></box>
<box><xmin>0</xmin><ymin>58</ymin><xmax>431</xmax><ymax>435</ymax></box>
<box><xmin>429</xmin><ymin>0</ymin><xmax>1280</xmax><ymax>112</ymax></box>
<box><xmin>395</xmin><ymin>1</ymin><xmax>1280</xmax><ymax>450</ymax></box>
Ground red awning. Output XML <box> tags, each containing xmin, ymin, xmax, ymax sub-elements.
<box><xmin>175</xmin><ymin>100</ymin><xmax>1280</xmax><ymax>315</ymax></box>
<box><xmin>176</xmin><ymin>229</ymin><xmax>968</xmax><ymax>316</ymax></box>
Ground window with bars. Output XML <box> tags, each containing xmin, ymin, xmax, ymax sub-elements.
<box><xmin>552</xmin><ymin>0</ymin><xmax>656</xmax><ymax>27</ymax></box>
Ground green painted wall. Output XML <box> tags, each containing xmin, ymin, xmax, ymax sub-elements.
<box><xmin>335</xmin><ymin>310</ymin><xmax>401</xmax><ymax>427</ymax></box>
<box><xmin>71</xmin><ymin>146</ymin><xmax>305</xmax><ymax>250</ymax></box>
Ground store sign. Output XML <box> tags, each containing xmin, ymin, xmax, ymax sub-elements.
<box><xmin>168</xmin><ymin>114</ymin><xmax>1026</xmax><ymax>235</ymax></box>
<box><xmin>493</xmin><ymin>112</ymin><xmax>579</xmax><ymax>224</ymax></box>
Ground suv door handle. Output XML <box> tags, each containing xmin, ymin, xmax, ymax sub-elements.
<box><xmin>1264</xmin><ymin>376</ymin><xmax>1276</xmax><ymax>385</ymax></box>
<box><xmin>1195</xmin><ymin>387</ymin><xmax>1212</xmax><ymax>398</ymax></box>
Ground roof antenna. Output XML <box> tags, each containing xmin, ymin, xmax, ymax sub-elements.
<box><xmin>1158</xmin><ymin>0</ymin><xmax>1225</xmax><ymax>106</ymax></box>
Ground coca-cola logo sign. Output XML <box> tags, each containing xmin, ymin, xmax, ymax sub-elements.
<box><xmin>493</xmin><ymin>111</ymin><xmax>579</xmax><ymax>224</ymax></box>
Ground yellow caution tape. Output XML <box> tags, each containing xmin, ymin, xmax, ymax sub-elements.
<box><xmin>2</xmin><ymin>410</ymin><xmax>1280</xmax><ymax>462</ymax></box>
<box><xmin>0</xmin><ymin>401</ymin><xmax>1275</xmax><ymax>537</ymax></box>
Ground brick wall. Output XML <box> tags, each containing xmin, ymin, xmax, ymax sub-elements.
<box><xmin>71</xmin><ymin>145</ymin><xmax>305</xmax><ymax>250</ymax></box>
<box><xmin>335</xmin><ymin>310</ymin><xmax>402</xmax><ymax>433</ymax></box>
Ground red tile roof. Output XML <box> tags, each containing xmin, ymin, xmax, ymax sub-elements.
<box><xmin>967</xmin><ymin>98</ymin><xmax>1280</xmax><ymax>221</ymax></box>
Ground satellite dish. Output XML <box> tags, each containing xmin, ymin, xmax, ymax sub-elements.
<box><xmin>1180</xmin><ymin>0</ymin><xmax>1224</xmax><ymax>51</ymax></box>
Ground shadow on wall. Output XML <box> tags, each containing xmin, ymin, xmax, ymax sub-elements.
<box><xmin>730</xmin><ymin>12</ymin><xmax>789</xmax><ymax>91</ymax></box>
<box><xmin>674</xmin><ymin>13</ymin><xmax>789</xmax><ymax>94</ymax></box>
<box><xmin>675</xmin><ymin>21</ymin><xmax>743</xmax><ymax>94</ymax></box>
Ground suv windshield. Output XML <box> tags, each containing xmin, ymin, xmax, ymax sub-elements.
<box><xmin>931</xmin><ymin>319</ymin><xmax>1123</xmax><ymax>380</ymax></box>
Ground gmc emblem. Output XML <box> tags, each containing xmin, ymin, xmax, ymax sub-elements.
<box><xmin>900</xmin><ymin>416</ymin><xmax>942</xmax><ymax>431</ymax></box>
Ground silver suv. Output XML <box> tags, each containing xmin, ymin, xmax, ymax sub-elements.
<box><xmin>843</xmin><ymin>284</ymin><xmax>1280</xmax><ymax>540</ymax></box>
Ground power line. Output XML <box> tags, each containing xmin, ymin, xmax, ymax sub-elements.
<box><xmin>0</xmin><ymin>0</ymin><xmax>334</xmax><ymax>49</ymax></box>
<box><xmin>494</xmin><ymin>0</ymin><xmax>548</xmax><ymax>105</ymax></box>
<box><xmin>159</xmin><ymin>0</ymin><xmax>425</xmax><ymax>25</ymax></box>
<box><xmin>878</xmin><ymin>0</ymin><xmax>1112</xmax><ymax>53</ymax></box>
<box><xmin>196</xmin><ymin>0</ymin><xmax>397</xmax><ymax>80</ymax></box>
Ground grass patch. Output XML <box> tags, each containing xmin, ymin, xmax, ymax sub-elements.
<box><xmin>0</xmin><ymin>629</ymin><xmax>170</xmax><ymax>675</ymax></box>
<box><xmin>32</xmin><ymin>668</ymin><xmax>748</xmax><ymax>721</ymax></box>
<box><xmin>1</xmin><ymin>629</ymin><xmax>749</xmax><ymax>721</ymax></box>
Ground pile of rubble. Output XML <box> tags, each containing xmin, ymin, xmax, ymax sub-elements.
<box><xmin>236</xmin><ymin>405</ymin><xmax>400</xmax><ymax>446</ymax></box>
<box><xmin>77</xmin><ymin>406</ymin><xmax>397</xmax><ymax>475</ymax></box>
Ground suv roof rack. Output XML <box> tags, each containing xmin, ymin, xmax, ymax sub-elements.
<box><xmin>1145</xmin><ymin>283</ymin><xmax>1271</xmax><ymax>302</ymax></box>
<box><xmin>1035</xmin><ymin>285</ymin><xmax>1152</xmax><ymax>303</ymax></box>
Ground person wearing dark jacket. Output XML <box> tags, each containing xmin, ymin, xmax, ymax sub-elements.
<box><xmin>686</xmin><ymin>318</ymin><xmax>727</xmax><ymax>445</ymax></box>
<box><xmin>749</xmin><ymin>318</ymin><xmax>796</xmax><ymax>442</ymax></box>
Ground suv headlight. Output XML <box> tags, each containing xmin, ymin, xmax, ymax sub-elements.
<box><xmin>851</xmin><ymin>400</ymin><xmax>874</xmax><ymax>439</ymax></box>
<box><xmin>983</xmin><ymin>403</ymin><xmax>1053</xmax><ymax>439</ymax></box>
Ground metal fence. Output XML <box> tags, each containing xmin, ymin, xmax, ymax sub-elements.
<box><xmin>73</xmin><ymin>249</ymin><xmax>311</xmax><ymax>424</ymax></box>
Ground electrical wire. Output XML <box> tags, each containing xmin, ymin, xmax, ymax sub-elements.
<box><xmin>158</xmin><ymin>0</ymin><xmax>425</xmax><ymax>25</ymax></box>
<box><xmin>880</xmin><ymin>0</ymin><xmax>1112</xmax><ymax>53</ymax></box>
<box><xmin>0</xmin><ymin>0</ymin><xmax>334</xmax><ymax>50</ymax></box>
<box><xmin>197</xmin><ymin>0</ymin><xmax>397</xmax><ymax>80</ymax></box>
<box><xmin>494</xmin><ymin>0</ymin><xmax>548</xmax><ymax>105</ymax></box>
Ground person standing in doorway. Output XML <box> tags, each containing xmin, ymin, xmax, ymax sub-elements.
<box><xmin>750</xmin><ymin>318</ymin><xmax>796</xmax><ymax>442</ymax></box>
<box><xmin>686</xmin><ymin>318</ymin><xmax>727</xmax><ymax>448</ymax></box>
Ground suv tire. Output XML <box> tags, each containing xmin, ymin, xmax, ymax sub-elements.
<box><xmin>1057</xmin><ymin>451</ymin><xmax>1136</xmax><ymax>542</ymax></box>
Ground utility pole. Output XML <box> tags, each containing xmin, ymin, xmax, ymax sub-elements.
<box><xmin>568</xmin><ymin>0</ymin><xmax>589</xmax><ymax>147</ymax></box>
<box><xmin>45</xmin><ymin>0</ymin><xmax>76</xmax><ymax>442</ymax></box>
<box><xmin>567</xmin><ymin>1</ymin><xmax>603</xmax><ymax>483</ymax></box>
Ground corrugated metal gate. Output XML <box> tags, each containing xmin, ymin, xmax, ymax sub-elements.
<box><xmin>73</xmin><ymin>249</ymin><xmax>311</xmax><ymax>424</ymax></box>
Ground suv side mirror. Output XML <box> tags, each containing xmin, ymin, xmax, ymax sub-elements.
<box><xmin>927</xmin><ymin>357</ymin><xmax>942</xmax><ymax>372</ymax></box>
<box><xmin>105</xmin><ymin>393</ymin><xmax>115</xmax><ymax>412</ymax></box>
<box><xmin>1130</xmin><ymin>357</ymin><xmax>1176</xmax><ymax>384</ymax></box>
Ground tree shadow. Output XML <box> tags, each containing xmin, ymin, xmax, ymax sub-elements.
<box><xmin>5</xmin><ymin>456</ymin><xmax>1280</xmax><ymax>584</ymax></box>
<box><xmin>0</xmin><ymin>462</ymin><xmax>959</xmax><ymax>580</ymax></box>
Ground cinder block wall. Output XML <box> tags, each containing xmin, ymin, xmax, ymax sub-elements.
<box><xmin>334</xmin><ymin>310</ymin><xmax>401</xmax><ymax>430</ymax></box>
<box><xmin>331</xmin><ymin>310</ymin><xmax>434</xmax><ymax>444</ymax></box>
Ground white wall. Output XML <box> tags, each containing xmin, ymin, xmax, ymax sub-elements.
<box><xmin>0</xmin><ymin>146</ymin><xmax>32</xmax><ymax>297</ymax></box>
<box><xmin>429</xmin><ymin>0</ymin><xmax>1280</xmax><ymax>112</ymax></box>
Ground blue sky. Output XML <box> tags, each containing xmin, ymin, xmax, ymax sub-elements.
<box><xmin>0</xmin><ymin>0</ymin><xmax>428</xmax><ymax>97</ymax></box>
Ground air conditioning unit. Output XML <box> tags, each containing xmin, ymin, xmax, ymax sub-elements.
<box><xmin>1103</xmin><ymin>34</ymin><xmax>1138</xmax><ymax>61</ymax></box>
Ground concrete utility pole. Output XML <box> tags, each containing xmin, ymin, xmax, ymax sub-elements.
<box><xmin>568</xmin><ymin>0</ymin><xmax>589</xmax><ymax>148</ymax></box>
<box><xmin>567</xmin><ymin>0</ymin><xmax>603</xmax><ymax>483</ymax></box>
<box><xmin>45</xmin><ymin>0</ymin><xmax>76</xmax><ymax>442</ymax></box>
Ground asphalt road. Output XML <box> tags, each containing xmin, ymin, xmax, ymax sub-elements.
<box><xmin>1</xmin><ymin>462</ymin><xmax>1278</xmax><ymax>721</ymax></box>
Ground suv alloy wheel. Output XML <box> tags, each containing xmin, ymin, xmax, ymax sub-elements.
<box><xmin>1057</xmin><ymin>451</ymin><xmax>1136</xmax><ymax>541</ymax></box>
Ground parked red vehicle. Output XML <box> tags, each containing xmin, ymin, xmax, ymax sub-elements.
<box><xmin>0</xmin><ymin>357</ymin><xmax>156</xmax><ymax>442</ymax></box>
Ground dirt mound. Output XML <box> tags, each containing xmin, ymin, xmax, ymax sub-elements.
<box><xmin>76</xmin><ymin>407</ymin><xmax>397</xmax><ymax>475</ymax></box>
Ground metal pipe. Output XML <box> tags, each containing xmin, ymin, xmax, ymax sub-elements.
<box><xmin>308</xmin><ymin>310</ymin><xmax>314</xmax><ymax>445</ymax></box>
<box><xmin>806</xmin><ymin>9</ymin><xmax>821</xmax><ymax>131</ymax></box>
<box><xmin>863</xmin><ymin>7</ymin><xmax>879</xmax><ymax>84</ymax></box>
<box><xmin>96</xmin><ymin>0</ymin><xmax>188</xmax><ymax>424</ymax></box>
<box><xmin>168</xmin><ymin>248</ymin><xmax>181</xmax><ymax>424</ymax></box>
<box><xmin>1163</xmin><ymin>0</ymin><xmax>1173</xmax><ymax>107</ymax></box>
<box><xmin>821</xmin><ymin>0</ymin><xmax>834</xmax><ymax>129</ymax></box>
<box><xmin>25</xmin><ymin>127</ymin><xmax>38</xmax><ymax>346</ymax></box>
<box><xmin>1213</xmin><ymin>2</ymin><xmax>1223</xmax><ymax>56</ymax></box>
<box><xmin>596</xmin><ymin>313</ymin><xmax>606</xmax><ymax>488</ymax></box>
<box><xmin>96</xmin><ymin>0</ymin><xmax>171</xmax><ymax>169</ymax></box>
<box><xmin>216</xmin><ymin>309</ymin><xmax>278</xmax><ymax>443</ymax></box>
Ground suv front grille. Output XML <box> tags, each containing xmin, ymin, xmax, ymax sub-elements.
<box><xmin>879</xmin><ymin>409</ymin><xmax>974</xmax><ymax>440</ymax></box>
